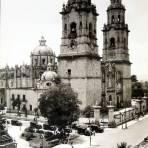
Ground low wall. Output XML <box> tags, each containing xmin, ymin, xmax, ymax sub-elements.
<box><xmin>114</xmin><ymin>108</ymin><xmax>136</xmax><ymax>126</ymax></box>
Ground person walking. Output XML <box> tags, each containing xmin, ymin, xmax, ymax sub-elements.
<box><xmin>71</xmin><ymin>142</ymin><xmax>74</xmax><ymax>148</ymax></box>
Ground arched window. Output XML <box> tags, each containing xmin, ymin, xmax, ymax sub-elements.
<box><xmin>124</xmin><ymin>38</ymin><xmax>126</xmax><ymax>48</ymax></box>
<box><xmin>70</xmin><ymin>22</ymin><xmax>77</xmax><ymax>34</ymax></box>
<box><xmin>89</xmin><ymin>23</ymin><xmax>92</xmax><ymax>32</ymax></box>
<box><xmin>89</xmin><ymin>23</ymin><xmax>93</xmax><ymax>38</ymax></box>
<box><xmin>112</xmin><ymin>15</ymin><xmax>115</xmax><ymax>23</ymax></box>
<box><xmin>110</xmin><ymin>37</ymin><xmax>115</xmax><ymax>47</ymax></box>
<box><xmin>42</xmin><ymin>59</ymin><xmax>45</xmax><ymax>65</ymax></box>
<box><xmin>79</xmin><ymin>22</ymin><xmax>82</xmax><ymax>29</ymax></box>
<box><xmin>118</xmin><ymin>15</ymin><xmax>121</xmax><ymax>23</ymax></box>
<box><xmin>109</xmin><ymin>95</ymin><xmax>112</xmax><ymax>105</ymax></box>
<box><xmin>64</xmin><ymin>24</ymin><xmax>67</xmax><ymax>31</ymax></box>
<box><xmin>94</xmin><ymin>29</ymin><xmax>96</xmax><ymax>34</ymax></box>
<box><xmin>117</xmin><ymin>96</ymin><xmax>120</xmax><ymax>108</ymax></box>
<box><xmin>109</xmin><ymin>95</ymin><xmax>112</xmax><ymax>102</ymax></box>
<box><xmin>86</xmin><ymin>22</ymin><xmax>88</xmax><ymax>29</ymax></box>
<box><xmin>70</xmin><ymin>22</ymin><xmax>77</xmax><ymax>38</ymax></box>
<box><xmin>117</xmin><ymin>37</ymin><xmax>120</xmax><ymax>43</ymax></box>
<box><xmin>34</xmin><ymin>59</ymin><xmax>38</xmax><ymax>66</ymax></box>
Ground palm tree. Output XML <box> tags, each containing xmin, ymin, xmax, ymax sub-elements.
<box><xmin>117</xmin><ymin>142</ymin><xmax>131</xmax><ymax>148</ymax></box>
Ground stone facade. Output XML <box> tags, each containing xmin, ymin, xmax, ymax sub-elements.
<box><xmin>0</xmin><ymin>0</ymin><xmax>132</xmax><ymax>111</ymax></box>
<box><xmin>0</xmin><ymin>37</ymin><xmax>57</xmax><ymax>112</ymax></box>
<box><xmin>101</xmin><ymin>0</ymin><xmax>131</xmax><ymax>108</ymax></box>
<box><xmin>58</xmin><ymin>0</ymin><xmax>101</xmax><ymax>109</ymax></box>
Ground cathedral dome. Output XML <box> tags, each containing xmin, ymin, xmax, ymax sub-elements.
<box><xmin>32</xmin><ymin>36</ymin><xmax>54</xmax><ymax>55</ymax></box>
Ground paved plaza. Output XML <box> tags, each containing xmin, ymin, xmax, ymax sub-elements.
<box><xmin>5</xmin><ymin>114</ymin><xmax>148</xmax><ymax>148</ymax></box>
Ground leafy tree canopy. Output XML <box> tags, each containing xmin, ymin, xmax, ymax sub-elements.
<box><xmin>132</xmin><ymin>81</ymin><xmax>144</xmax><ymax>98</ymax></box>
<box><xmin>83</xmin><ymin>105</ymin><xmax>94</xmax><ymax>119</ymax></box>
<box><xmin>38</xmin><ymin>84</ymin><xmax>81</xmax><ymax>128</ymax></box>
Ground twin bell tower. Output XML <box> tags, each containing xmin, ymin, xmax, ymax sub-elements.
<box><xmin>58</xmin><ymin>0</ymin><xmax>131</xmax><ymax>109</ymax></box>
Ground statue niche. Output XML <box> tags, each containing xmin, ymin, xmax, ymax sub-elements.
<box><xmin>105</xmin><ymin>62</ymin><xmax>115</xmax><ymax>88</ymax></box>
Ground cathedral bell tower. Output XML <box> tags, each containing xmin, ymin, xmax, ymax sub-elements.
<box><xmin>58</xmin><ymin>0</ymin><xmax>101</xmax><ymax>109</ymax></box>
<box><xmin>101</xmin><ymin>0</ymin><xmax>131</xmax><ymax>108</ymax></box>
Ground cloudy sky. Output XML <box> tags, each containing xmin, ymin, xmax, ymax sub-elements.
<box><xmin>0</xmin><ymin>0</ymin><xmax>148</xmax><ymax>81</ymax></box>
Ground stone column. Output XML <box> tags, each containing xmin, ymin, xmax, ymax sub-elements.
<box><xmin>93</xmin><ymin>106</ymin><xmax>101</xmax><ymax>123</ymax></box>
<box><xmin>108</xmin><ymin>105</ymin><xmax>116</xmax><ymax>127</ymax></box>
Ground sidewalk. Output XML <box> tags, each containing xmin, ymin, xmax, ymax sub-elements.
<box><xmin>5</xmin><ymin>112</ymin><xmax>47</xmax><ymax>123</ymax></box>
<box><xmin>54</xmin><ymin>114</ymin><xmax>148</xmax><ymax>148</ymax></box>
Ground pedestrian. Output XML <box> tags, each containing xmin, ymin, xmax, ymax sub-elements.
<box><xmin>92</xmin><ymin>130</ymin><xmax>95</xmax><ymax>136</ymax></box>
<box><xmin>71</xmin><ymin>142</ymin><xmax>74</xmax><ymax>148</ymax></box>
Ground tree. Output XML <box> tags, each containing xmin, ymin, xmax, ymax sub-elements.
<box><xmin>38</xmin><ymin>83</ymin><xmax>81</xmax><ymax>129</ymax></box>
<box><xmin>11</xmin><ymin>98</ymin><xmax>21</xmax><ymax>112</ymax></box>
<box><xmin>131</xmin><ymin>75</ymin><xmax>137</xmax><ymax>82</ymax></box>
<box><xmin>143</xmin><ymin>81</ymin><xmax>148</xmax><ymax>97</ymax></box>
<box><xmin>83</xmin><ymin>105</ymin><xmax>94</xmax><ymax>124</ymax></box>
<box><xmin>132</xmin><ymin>82</ymin><xmax>144</xmax><ymax>99</ymax></box>
<box><xmin>22</xmin><ymin>105</ymin><xmax>28</xmax><ymax>117</ymax></box>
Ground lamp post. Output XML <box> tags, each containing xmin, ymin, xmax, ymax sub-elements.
<box><xmin>40</xmin><ymin>134</ymin><xmax>44</xmax><ymax>148</ymax></box>
<box><xmin>87</xmin><ymin>127</ymin><xmax>92</xmax><ymax>146</ymax></box>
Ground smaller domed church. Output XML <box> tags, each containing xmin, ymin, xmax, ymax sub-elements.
<box><xmin>0</xmin><ymin>37</ymin><xmax>57</xmax><ymax>113</ymax></box>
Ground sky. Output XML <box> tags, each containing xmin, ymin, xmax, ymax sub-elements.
<box><xmin>0</xmin><ymin>0</ymin><xmax>148</xmax><ymax>81</ymax></box>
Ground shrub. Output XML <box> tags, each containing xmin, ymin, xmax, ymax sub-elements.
<box><xmin>108</xmin><ymin>121</ymin><xmax>117</xmax><ymax>128</ymax></box>
<box><xmin>117</xmin><ymin>142</ymin><xmax>131</xmax><ymax>148</ymax></box>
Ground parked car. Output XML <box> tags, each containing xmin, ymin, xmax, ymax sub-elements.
<box><xmin>25</xmin><ymin>127</ymin><xmax>35</xmax><ymax>133</ymax></box>
<box><xmin>71</xmin><ymin>122</ymin><xmax>78</xmax><ymax>130</ymax></box>
<box><xmin>11</xmin><ymin>120</ymin><xmax>22</xmax><ymax>126</ymax></box>
<box><xmin>43</xmin><ymin>123</ymin><xmax>50</xmax><ymax>130</ymax></box>
<box><xmin>44</xmin><ymin>131</ymin><xmax>54</xmax><ymax>139</ymax></box>
<box><xmin>35</xmin><ymin>129</ymin><xmax>44</xmax><ymax>134</ymax></box>
<box><xmin>30</xmin><ymin>121</ymin><xmax>42</xmax><ymax>129</ymax></box>
<box><xmin>88</xmin><ymin>124</ymin><xmax>104</xmax><ymax>133</ymax></box>
<box><xmin>1</xmin><ymin>118</ymin><xmax>6</xmax><ymax>124</ymax></box>
<box><xmin>77</xmin><ymin>125</ymin><xmax>92</xmax><ymax>136</ymax></box>
<box><xmin>63</xmin><ymin>126</ymin><xmax>72</xmax><ymax>134</ymax></box>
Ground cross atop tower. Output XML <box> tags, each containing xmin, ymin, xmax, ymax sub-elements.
<box><xmin>39</xmin><ymin>36</ymin><xmax>46</xmax><ymax>46</ymax></box>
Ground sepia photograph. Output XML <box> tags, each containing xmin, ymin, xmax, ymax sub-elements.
<box><xmin>0</xmin><ymin>0</ymin><xmax>148</xmax><ymax>147</ymax></box>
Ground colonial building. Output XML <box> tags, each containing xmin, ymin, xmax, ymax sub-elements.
<box><xmin>0</xmin><ymin>37</ymin><xmax>57</xmax><ymax>113</ymax></box>
<box><xmin>0</xmin><ymin>0</ymin><xmax>132</xmax><ymax>111</ymax></box>
<box><xmin>58</xmin><ymin>0</ymin><xmax>102</xmax><ymax>109</ymax></box>
<box><xmin>101</xmin><ymin>0</ymin><xmax>131</xmax><ymax>108</ymax></box>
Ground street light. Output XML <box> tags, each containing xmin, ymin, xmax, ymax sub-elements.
<box><xmin>87</xmin><ymin>127</ymin><xmax>92</xmax><ymax>146</ymax></box>
<box><xmin>40</xmin><ymin>134</ymin><xmax>44</xmax><ymax>148</ymax></box>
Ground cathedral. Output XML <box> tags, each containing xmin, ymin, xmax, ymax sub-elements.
<box><xmin>0</xmin><ymin>0</ymin><xmax>132</xmax><ymax>112</ymax></box>
<box><xmin>58</xmin><ymin>0</ymin><xmax>101</xmax><ymax>109</ymax></box>
<box><xmin>101</xmin><ymin>0</ymin><xmax>131</xmax><ymax>108</ymax></box>
<box><xmin>58</xmin><ymin>0</ymin><xmax>131</xmax><ymax>108</ymax></box>
<box><xmin>0</xmin><ymin>37</ymin><xmax>57</xmax><ymax>113</ymax></box>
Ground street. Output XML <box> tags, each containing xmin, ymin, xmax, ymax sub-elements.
<box><xmin>7</xmin><ymin>120</ymin><xmax>32</xmax><ymax>148</ymax></box>
<box><xmin>5</xmin><ymin>115</ymin><xmax>148</xmax><ymax>148</ymax></box>
<box><xmin>71</xmin><ymin>115</ymin><xmax>148</xmax><ymax>148</ymax></box>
